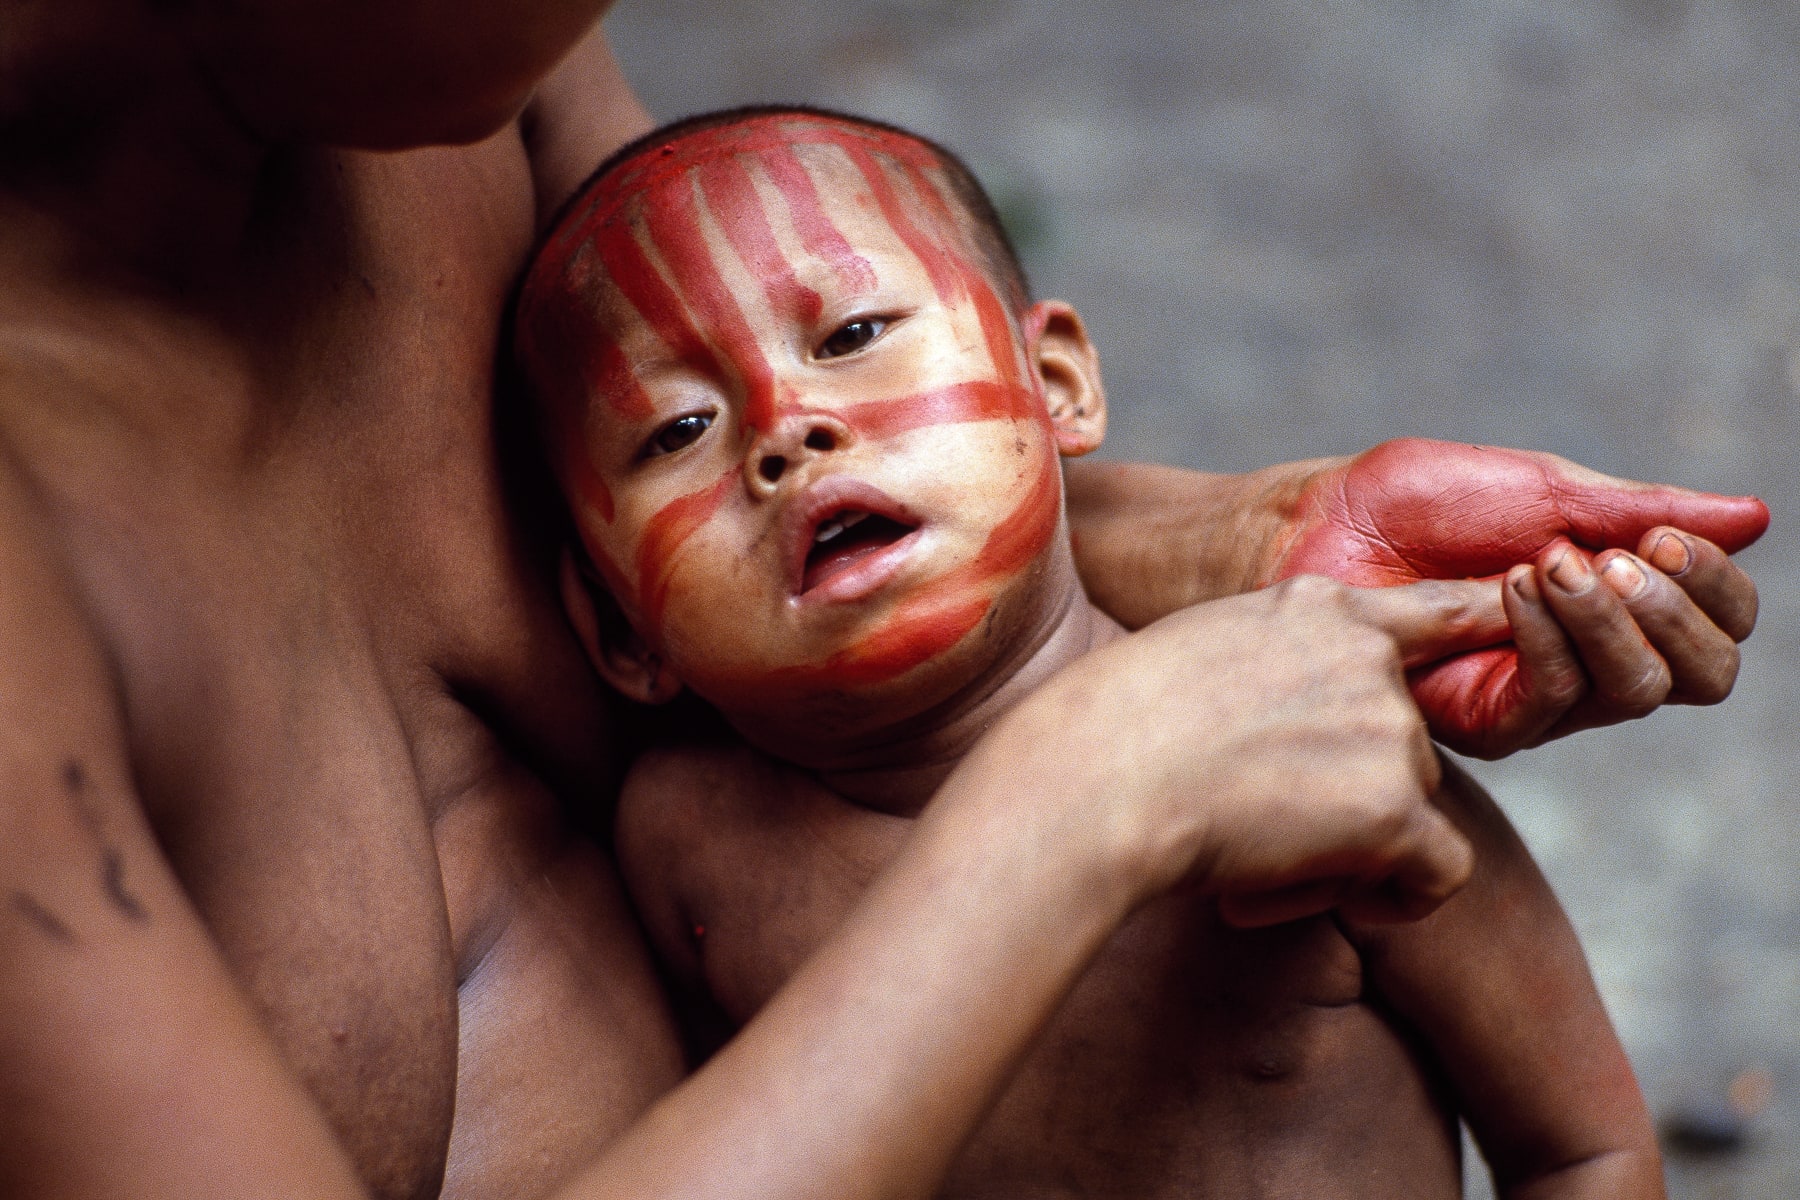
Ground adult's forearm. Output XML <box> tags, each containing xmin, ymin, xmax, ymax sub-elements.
<box><xmin>556</xmin><ymin>723</ymin><xmax>1140</xmax><ymax>1200</ymax></box>
<box><xmin>1064</xmin><ymin>457</ymin><xmax>1342</xmax><ymax>626</ymax></box>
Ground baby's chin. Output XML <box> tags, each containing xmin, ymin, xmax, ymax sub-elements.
<box><xmin>688</xmin><ymin>579</ymin><xmax>1059</xmax><ymax>772</ymax></box>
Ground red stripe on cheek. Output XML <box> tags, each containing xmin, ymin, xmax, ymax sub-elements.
<box><xmin>568</xmin><ymin>450</ymin><xmax>616</xmax><ymax>524</ymax></box>
<box><xmin>968</xmin><ymin>449</ymin><xmax>1062</xmax><ymax>579</ymax></box>
<box><xmin>758</xmin><ymin>144</ymin><xmax>879</xmax><ymax>293</ymax></box>
<box><xmin>698</xmin><ymin>155</ymin><xmax>823</xmax><ymax>326</ymax></box>
<box><xmin>764</xmin><ymin>596</ymin><xmax>992</xmax><ymax>693</ymax></box>
<box><xmin>752</xmin><ymin>450</ymin><xmax>1061</xmax><ymax>695</ymax></box>
<box><xmin>836</xmin><ymin>381</ymin><xmax>1034</xmax><ymax>441</ymax></box>
<box><xmin>641</xmin><ymin>176</ymin><xmax>780</xmax><ymax>433</ymax></box>
<box><xmin>634</xmin><ymin>472</ymin><xmax>735</xmax><ymax>627</ymax></box>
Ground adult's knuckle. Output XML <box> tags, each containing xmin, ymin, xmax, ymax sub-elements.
<box><xmin>1685</xmin><ymin>645</ymin><xmax>1740</xmax><ymax>705</ymax></box>
<box><xmin>1599</xmin><ymin>660</ymin><xmax>1672</xmax><ymax>717</ymax></box>
<box><xmin>1275</xmin><ymin>573</ymin><xmax>1347</xmax><ymax>610</ymax></box>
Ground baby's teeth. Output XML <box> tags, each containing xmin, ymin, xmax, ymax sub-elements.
<box><xmin>841</xmin><ymin>511</ymin><xmax>869</xmax><ymax>529</ymax></box>
<box><xmin>815</xmin><ymin>519</ymin><xmax>844</xmax><ymax>544</ymax></box>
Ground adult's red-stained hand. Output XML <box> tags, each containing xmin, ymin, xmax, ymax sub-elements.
<box><xmin>1267</xmin><ymin>438</ymin><xmax>1768</xmax><ymax>758</ymax></box>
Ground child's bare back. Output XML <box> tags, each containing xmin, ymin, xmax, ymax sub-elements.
<box><xmin>515</xmin><ymin>106</ymin><xmax>1663</xmax><ymax>1198</ymax></box>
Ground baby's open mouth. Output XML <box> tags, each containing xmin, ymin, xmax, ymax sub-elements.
<box><xmin>803</xmin><ymin>510</ymin><xmax>918</xmax><ymax>593</ymax></box>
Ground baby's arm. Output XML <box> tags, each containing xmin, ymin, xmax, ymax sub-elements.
<box><xmin>1341</xmin><ymin>758</ymin><xmax>1663</xmax><ymax>1199</ymax></box>
<box><xmin>612</xmin><ymin>743</ymin><xmax>756</xmax><ymax>1063</ymax></box>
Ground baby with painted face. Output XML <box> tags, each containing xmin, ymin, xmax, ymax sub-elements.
<box><xmin>516</xmin><ymin>109</ymin><xmax>1660</xmax><ymax>1198</ymax></box>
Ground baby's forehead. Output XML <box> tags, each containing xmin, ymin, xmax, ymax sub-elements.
<box><xmin>528</xmin><ymin>114</ymin><xmax>961</xmax><ymax>297</ymax></box>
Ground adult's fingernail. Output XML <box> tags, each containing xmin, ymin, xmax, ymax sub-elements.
<box><xmin>1648</xmin><ymin>531</ymin><xmax>1692</xmax><ymax>576</ymax></box>
<box><xmin>1601</xmin><ymin>553</ymin><xmax>1648</xmax><ymax>599</ymax></box>
<box><xmin>1548</xmin><ymin>548</ymin><xmax>1594</xmax><ymax>594</ymax></box>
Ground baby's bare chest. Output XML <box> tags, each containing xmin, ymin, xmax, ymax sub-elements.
<box><xmin>689</xmin><ymin>801</ymin><xmax>1462</xmax><ymax>1199</ymax></box>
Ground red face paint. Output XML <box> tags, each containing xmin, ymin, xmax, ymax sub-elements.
<box><xmin>758</xmin><ymin>143</ymin><xmax>879</xmax><ymax>293</ymax></box>
<box><xmin>637</xmin><ymin>174</ymin><xmax>782</xmax><ymax>432</ymax></box>
<box><xmin>795</xmin><ymin>380</ymin><xmax>1035</xmax><ymax>442</ymax></box>
<box><xmin>520</xmin><ymin>113</ymin><xmax>1069</xmax><ymax>715</ymax></box>
<box><xmin>698</xmin><ymin>154</ymin><xmax>824</xmax><ymax>327</ymax></box>
<box><xmin>634</xmin><ymin>471</ymin><xmax>736</xmax><ymax>628</ymax></box>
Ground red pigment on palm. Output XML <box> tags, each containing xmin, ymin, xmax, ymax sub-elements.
<box><xmin>1273</xmin><ymin>438</ymin><xmax>1769</xmax><ymax>745</ymax></box>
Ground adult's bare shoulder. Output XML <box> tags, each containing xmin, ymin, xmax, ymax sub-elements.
<box><xmin>520</xmin><ymin>22</ymin><xmax>655</xmax><ymax>227</ymax></box>
<box><xmin>0</xmin><ymin>448</ymin><xmax>373</xmax><ymax>1198</ymax></box>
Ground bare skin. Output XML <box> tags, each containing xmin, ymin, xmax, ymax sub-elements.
<box><xmin>0</xmin><ymin>9</ymin><xmax>1470</xmax><ymax>1199</ymax></box>
<box><xmin>544</xmin><ymin>115</ymin><xmax>1658</xmax><ymax>1197</ymax></box>
<box><xmin>619</xmin><ymin>748</ymin><xmax>1660</xmax><ymax>1200</ymax></box>
<box><xmin>0</xmin><ymin>6</ymin><xmax>1756</xmax><ymax>1200</ymax></box>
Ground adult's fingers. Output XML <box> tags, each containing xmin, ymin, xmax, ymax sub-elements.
<box><xmin>1217</xmin><ymin>801</ymin><xmax>1474</xmax><ymax>930</ymax></box>
<box><xmin>1544</xmin><ymin>456</ymin><xmax>1769</xmax><ymax>555</ymax></box>
<box><xmin>1336</xmin><ymin>577</ymin><xmax>1512</xmax><ymax>668</ymax></box>
<box><xmin>1640</xmin><ymin>527</ymin><xmax>1759</xmax><ymax>642</ymax></box>
<box><xmin>1589</xmin><ymin>544</ymin><xmax>1740</xmax><ymax>707</ymax></box>
<box><xmin>1536</xmin><ymin>539</ymin><xmax>1672</xmax><ymax>721</ymax></box>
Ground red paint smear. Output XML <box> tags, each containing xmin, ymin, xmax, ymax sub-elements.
<box><xmin>589</xmin><ymin>335</ymin><xmax>654</xmax><ymax>422</ymax></box>
<box><xmin>758</xmin><ymin>143</ymin><xmax>879</xmax><ymax>294</ymax></box>
<box><xmin>698</xmin><ymin>154</ymin><xmax>824</xmax><ymax>326</ymax></box>
<box><xmin>593</xmin><ymin>211</ymin><xmax>726</xmax><ymax>393</ymax></box>
<box><xmin>1270</xmin><ymin>437</ymin><xmax>1771</xmax><ymax>751</ymax></box>
<box><xmin>639</xmin><ymin>174</ymin><xmax>780</xmax><ymax>433</ymax></box>
<box><xmin>724</xmin><ymin>449</ymin><xmax>1063</xmax><ymax>699</ymax></box>
<box><xmin>600</xmin><ymin>118</ymin><xmax>943</xmax><ymax>213</ymax></box>
<box><xmin>822</xmin><ymin>131</ymin><xmax>962</xmax><ymax>305</ymax></box>
<box><xmin>894</xmin><ymin>159</ymin><xmax>1026</xmax><ymax>393</ymax></box>
<box><xmin>570</xmin><ymin>448</ymin><xmax>616</xmax><ymax>525</ymax></box>
<box><xmin>764</xmin><ymin>595</ymin><xmax>993</xmax><ymax>693</ymax></box>
<box><xmin>635</xmin><ymin>472</ymin><xmax>736</xmax><ymax>627</ymax></box>
<box><xmin>832</xmin><ymin>380</ymin><xmax>1035</xmax><ymax>442</ymax></box>
<box><xmin>520</xmin><ymin>114</ymin><xmax>941</xmax><ymax>346</ymax></box>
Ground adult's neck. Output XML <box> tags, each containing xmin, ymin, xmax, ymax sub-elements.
<box><xmin>808</xmin><ymin>556</ymin><xmax>1128</xmax><ymax>819</ymax></box>
<box><xmin>0</xmin><ymin>4</ymin><xmax>274</xmax><ymax>298</ymax></box>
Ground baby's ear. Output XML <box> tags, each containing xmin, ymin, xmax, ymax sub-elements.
<box><xmin>559</xmin><ymin>547</ymin><xmax>683</xmax><ymax>706</ymax></box>
<box><xmin>1024</xmin><ymin>300</ymin><xmax>1106</xmax><ymax>458</ymax></box>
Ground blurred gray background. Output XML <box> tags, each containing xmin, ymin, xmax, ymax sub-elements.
<box><xmin>606</xmin><ymin>2</ymin><xmax>1800</xmax><ymax>1193</ymax></box>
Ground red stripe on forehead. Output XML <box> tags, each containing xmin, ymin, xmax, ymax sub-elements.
<box><xmin>639</xmin><ymin>174</ymin><xmax>780</xmax><ymax>432</ymax></box>
<box><xmin>822</xmin><ymin>133</ymin><xmax>962</xmax><ymax>305</ymax></box>
<box><xmin>521</xmin><ymin>115</ymin><xmax>935</xmax><ymax>325</ymax></box>
<box><xmin>635</xmin><ymin>471</ymin><xmax>736</xmax><ymax>628</ymax></box>
<box><xmin>697</xmin><ymin>154</ymin><xmax>824</xmax><ymax>326</ymax></box>
<box><xmin>594</xmin><ymin>214</ymin><xmax>725</xmax><ymax>386</ymax></box>
<box><xmin>758</xmin><ymin>144</ymin><xmax>879</xmax><ymax>293</ymax></box>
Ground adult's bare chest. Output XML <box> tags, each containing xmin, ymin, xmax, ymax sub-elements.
<box><xmin>0</xmin><ymin>139</ymin><xmax>628</xmax><ymax>1199</ymax></box>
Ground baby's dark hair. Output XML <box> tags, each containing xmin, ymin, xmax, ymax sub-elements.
<box><xmin>542</xmin><ymin>103</ymin><xmax>1031</xmax><ymax>313</ymax></box>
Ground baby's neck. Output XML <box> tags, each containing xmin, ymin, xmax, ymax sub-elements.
<box><xmin>812</xmin><ymin>589</ymin><xmax>1127</xmax><ymax>818</ymax></box>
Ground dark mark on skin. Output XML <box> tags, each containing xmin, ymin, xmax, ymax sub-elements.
<box><xmin>62</xmin><ymin>758</ymin><xmax>85</xmax><ymax>792</ymax></box>
<box><xmin>11</xmin><ymin>892</ymin><xmax>77</xmax><ymax>944</ymax></box>
<box><xmin>102</xmin><ymin>849</ymin><xmax>149</xmax><ymax>923</ymax></box>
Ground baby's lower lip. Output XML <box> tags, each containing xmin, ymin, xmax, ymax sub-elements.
<box><xmin>796</xmin><ymin>529</ymin><xmax>923</xmax><ymax>604</ymax></box>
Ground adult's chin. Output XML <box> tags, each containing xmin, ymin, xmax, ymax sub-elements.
<box><xmin>182</xmin><ymin>0</ymin><xmax>607</xmax><ymax>148</ymax></box>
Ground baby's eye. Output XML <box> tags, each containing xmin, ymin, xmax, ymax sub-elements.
<box><xmin>817</xmin><ymin>318</ymin><xmax>888</xmax><ymax>360</ymax></box>
<box><xmin>645</xmin><ymin>412</ymin><xmax>714</xmax><ymax>458</ymax></box>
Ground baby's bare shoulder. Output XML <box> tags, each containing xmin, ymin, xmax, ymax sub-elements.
<box><xmin>615</xmin><ymin>738</ymin><xmax>814</xmax><ymax>888</ymax></box>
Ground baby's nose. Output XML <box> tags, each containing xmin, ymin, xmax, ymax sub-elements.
<box><xmin>757</xmin><ymin>424</ymin><xmax>841</xmax><ymax>484</ymax></box>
